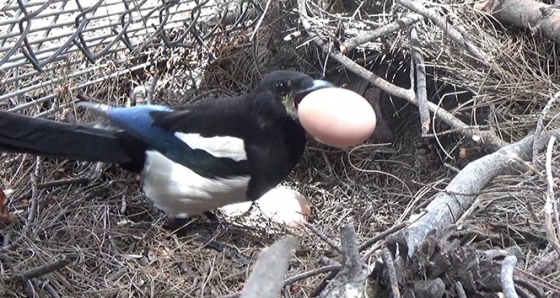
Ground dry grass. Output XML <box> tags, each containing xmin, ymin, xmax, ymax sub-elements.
<box><xmin>2</xmin><ymin>0</ymin><xmax>560</xmax><ymax>297</ymax></box>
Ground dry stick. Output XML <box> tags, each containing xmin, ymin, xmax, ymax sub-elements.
<box><xmin>297</xmin><ymin>0</ymin><xmax>508</xmax><ymax>150</ymax></box>
<box><xmin>15</xmin><ymin>255</ymin><xmax>73</xmax><ymax>279</ymax></box>
<box><xmin>340</xmin><ymin>13</ymin><xmax>423</xmax><ymax>54</ymax></box>
<box><xmin>240</xmin><ymin>236</ymin><xmax>298</xmax><ymax>298</ymax></box>
<box><xmin>2</xmin><ymin>158</ymin><xmax>43</xmax><ymax>252</ymax></box>
<box><xmin>304</xmin><ymin>222</ymin><xmax>342</xmax><ymax>254</ymax></box>
<box><xmin>340</xmin><ymin>225</ymin><xmax>361</xmax><ymax>275</ymax></box>
<box><xmin>282</xmin><ymin>265</ymin><xmax>341</xmax><ymax>287</ymax></box>
<box><xmin>409</xmin><ymin>25</ymin><xmax>430</xmax><ymax>135</ymax></box>
<box><xmin>37</xmin><ymin>177</ymin><xmax>92</xmax><ymax>190</ymax></box>
<box><xmin>501</xmin><ymin>255</ymin><xmax>519</xmax><ymax>298</ymax></box>
<box><xmin>513</xmin><ymin>277</ymin><xmax>546</xmax><ymax>298</ymax></box>
<box><xmin>310</xmin><ymin>270</ymin><xmax>339</xmax><ymax>297</ymax></box>
<box><xmin>358</xmin><ymin>222</ymin><xmax>408</xmax><ymax>252</ymax></box>
<box><xmin>400</xmin><ymin>130</ymin><xmax>559</xmax><ymax>257</ymax></box>
<box><xmin>544</xmin><ymin>136</ymin><xmax>560</xmax><ymax>254</ymax></box>
<box><xmin>396</xmin><ymin>0</ymin><xmax>490</xmax><ymax>64</ymax></box>
<box><xmin>533</xmin><ymin>91</ymin><xmax>560</xmax><ymax>164</ymax></box>
<box><xmin>528</xmin><ymin>249</ymin><xmax>559</xmax><ymax>275</ymax></box>
<box><xmin>381</xmin><ymin>248</ymin><xmax>401</xmax><ymax>298</ymax></box>
<box><xmin>455</xmin><ymin>281</ymin><xmax>468</xmax><ymax>298</ymax></box>
<box><xmin>320</xmin><ymin>225</ymin><xmax>370</xmax><ymax>297</ymax></box>
<box><xmin>43</xmin><ymin>282</ymin><xmax>61</xmax><ymax>298</ymax></box>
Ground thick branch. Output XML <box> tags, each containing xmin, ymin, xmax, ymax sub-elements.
<box><xmin>400</xmin><ymin>130</ymin><xmax>559</xmax><ymax>257</ymax></box>
<box><xmin>240</xmin><ymin>237</ymin><xmax>298</xmax><ymax>298</ymax></box>
<box><xmin>475</xmin><ymin>0</ymin><xmax>560</xmax><ymax>44</ymax></box>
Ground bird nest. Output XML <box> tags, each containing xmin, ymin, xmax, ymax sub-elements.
<box><xmin>1</xmin><ymin>0</ymin><xmax>560</xmax><ymax>297</ymax></box>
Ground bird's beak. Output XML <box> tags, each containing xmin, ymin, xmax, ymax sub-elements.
<box><xmin>283</xmin><ymin>79</ymin><xmax>334</xmax><ymax>118</ymax></box>
<box><xmin>294</xmin><ymin>80</ymin><xmax>334</xmax><ymax>108</ymax></box>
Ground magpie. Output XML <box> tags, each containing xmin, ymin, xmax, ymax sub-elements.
<box><xmin>0</xmin><ymin>70</ymin><xmax>333</xmax><ymax>222</ymax></box>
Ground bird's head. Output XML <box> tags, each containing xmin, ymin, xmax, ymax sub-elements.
<box><xmin>253</xmin><ymin>70</ymin><xmax>334</xmax><ymax>119</ymax></box>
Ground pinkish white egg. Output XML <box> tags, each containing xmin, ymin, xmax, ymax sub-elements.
<box><xmin>297</xmin><ymin>87</ymin><xmax>376</xmax><ymax>148</ymax></box>
<box><xmin>256</xmin><ymin>187</ymin><xmax>310</xmax><ymax>228</ymax></box>
<box><xmin>219</xmin><ymin>187</ymin><xmax>311</xmax><ymax>228</ymax></box>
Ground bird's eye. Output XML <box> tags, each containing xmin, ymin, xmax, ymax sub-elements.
<box><xmin>275</xmin><ymin>81</ymin><xmax>289</xmax><ymax>97</ymax></box>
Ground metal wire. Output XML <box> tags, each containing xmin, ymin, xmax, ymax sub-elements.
<box><xmin>0</xmin><ymin>0</ymin><xmax>260</xmax><ymax>115</ymax></box>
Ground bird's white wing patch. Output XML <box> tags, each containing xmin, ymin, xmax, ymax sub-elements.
<box><xmin>142</xmin><ymin>150</ymin><xmax>250</xmax><ymax>218</ymax></box>
<box><xmin>174</xmin><ymin>133</ymin><xmax>247</xmax><ymax>161</ymax></box>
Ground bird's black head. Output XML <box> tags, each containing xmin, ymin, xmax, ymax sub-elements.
<box><xmin>252</xmin><ymin>70</ymin><xmax>334</xmax><ymax>119</ymax></box>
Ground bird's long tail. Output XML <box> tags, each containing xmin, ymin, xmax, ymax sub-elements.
<box><xmin>0</xmin><ymin>110</ymin><xmax>145</xmax><ymax>172</ymax></box>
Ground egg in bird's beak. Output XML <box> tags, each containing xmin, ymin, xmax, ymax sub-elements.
<box><xmin>284</xmin><ymin>79</ymin><xmax>334</xmax><ymax>118</ymax></box>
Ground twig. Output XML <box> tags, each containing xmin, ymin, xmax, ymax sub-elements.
<box><xmin>340</xmin><ymin>225</ymin><xmax>361</xmax><ymax>275</ymax></box>
<box><xmin>381</xmin><ymin>248</ymin><xmax>400</xmax><ymax>298</ymax></box>
<box><xmin>304</xmin><ymin>222</ymin><xmax>342</xmax><ymax>254</ymax></box>
<box><xmin>319</xmin><ymin>225</ymin><xmax>370</xmax><ymax>297</ymax></box>
<box><xmin>500</xmin><ymin>255</ymin><xmax>519</xmax><ymax>298</ymax></box>
<box><xmin>282</xmin><ymin>265</ymin><xmax>340</xmax><ymax>287</ymax></box>
<box><xmin>297</xmin><ymin>0</ymin><xmax>507</xmax><ymax>150</ymax></box>
<box><xmin>455</xmin><ymin>281</ymin><xmax>467</xmax><ymax>298</ymax></box>
<box><xmin>544</xmin><ymin>136</ymin><xmax>560</xmax><ymax>254</ymax></box>
<box><xmin>1</xmin><ymin>158</ymin><xmax>45</xmax><ymax>252</ymax></box>
<box><xmin>42</xmin><ymin>281</ymin><xmax>61</xmax><ymax>298</ymax></box>
<box><xmin>310</xmin><ymin>270</ymin><xmax>339</xmax><ymax>297</ymax></box>
<box><xmin>340</xmin><ymin>13</ymin><xmax>423</xmax><ymax>54</ymax></box>
<box><xmin>240</xmin><ymin>236</ymin><xmax>298</xmax><ymax>298</ymax></box>
<box><xmin>358</xmin><ymin>222</ymin><xmax>408</xmax><ymax>252</ymax></box>
<box><xmin>528</xmin><ymin>249</ymin><xmax>559</xmax><ymax>275</ymax></box>
<box><xmin>15</xmin><ymin>255</ymin><xmax>73</xmax><ymax>279</ymax></box>
<box><xmin>26</xmin><ymin>158</ymin><xmax>41</xmax><ymax>230</ymax></box>
<box><xmin>36</xmin><ymin>177</ymin><xmax>92</xmax><ymax>190</ymax></box>
<box><xmin>409</xmin><ymin>25</ymin><xmax>429</xmax><ymax>135</ymax></box>
<box><xmin>396</xmin><ymin>0</ymin><xmax>490</xmax><ymax>63</ymax></box>
<box><xmin>514</xmin><ymin>277</ymin><xmax>545</xmax><ymax>298</ymax></box>
<box><xmin>297</xmin><ymin>0</ymin><xmax>413</xmax><ymax>101</ymax></box>
<box><xmin>396</xmin><ymin>131</ymin><xmax>560</xmax><ymax>257</ymax></box>
<box><xmin>533</xmin><ymin>91</ymin><xmax>560</xmax><ymax>164</ymax></box>
<box><xmin>249</xmin><ymin>0</ymin><xmax>272</xmax><ymax>41</ymax></box>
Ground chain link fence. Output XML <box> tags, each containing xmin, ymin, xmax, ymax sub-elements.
<box><xmin>0</xmin><ymin>0</ymin><xmax>261</xmax><ymax>117</ymax></box>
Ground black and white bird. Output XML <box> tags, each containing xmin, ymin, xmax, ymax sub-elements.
<box><xmin>0</xmin><ymin>70</ymin><xmax>333</xmax><ymax>222</ymax></box>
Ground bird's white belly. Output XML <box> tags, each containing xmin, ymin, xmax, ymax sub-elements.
<box><xmin>141</xmin><ymin>150</ymin><xmax>250</xmax><ymax>218</ymax></box>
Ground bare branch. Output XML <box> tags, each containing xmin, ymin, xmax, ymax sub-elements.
<box><xmin>297</xmin><ymin>0</ymin><xmax>507</xmax><ymax>150</ymax></box>
<box><xmin>381</xmin><ymin>248</ymin><xmax>401</xmax><ymax>298</ymax></box>
<box><xmin>341</xmin><ymin>14</ymin><xmax>423</xmax><ymax>54</ymax></box>
<box><xmin>410</xmin><ymin>25</ymin><xmax>430</xmax><ymax>135</ymax></box>
<box><xmin>544</xmin><ymin>136</ymin><xmax>560</xmax><ymax>254</ymax></box>
<box><xmin>397</xmin><ymin>0</ymin><xmax>491</xmax><ymax>63</ymax></box>
<box><xmin>304</xmin><ymin>222</ymin><xmax>342</xmax><ymax>254</ymax></box>
<box><xmin>240</xmin><ymin>236</ymin><xmax>298</xmax><ymax>298</ymax></box>
<box><xmin>474</xmin><ymin>0</ymin><xmax>560</xmax><ymax>44</ymax></box>
<box><xmin>500</xmin><ymin>255</ymin><xmax>519</xmax><ymax>298</ymax></box>
<box><xmin>399</xmin><ymin>130</ymin><xmax>560</xmax><ymax>257</ymax></box>
<box><xmin>282</xmin><ymin>265</ymin><xmax>340</xmax><ymax>287</ymax></box>
<box><xmin>15</xmin><ymin>255</ymin><xmax>73</xmax><ymax>280</ymax></box>
<box><xmin>533</xmin><ymin>91</ymin><xmax>560</xmax><ymax>164</ymax></box>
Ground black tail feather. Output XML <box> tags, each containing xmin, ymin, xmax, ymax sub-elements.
<box><xmin>0</xmin><ymin>110</ymin><xmax>145</xmax><ymax>173</ymax></box>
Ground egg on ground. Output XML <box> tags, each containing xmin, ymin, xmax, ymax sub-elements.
<box><xmin>297</xmin><ymin>87</ymin><xmax>377</xmax><ymax>148</ymax></box>
<box><xmin>219</xmin><ymin>186</ymin><xmax>311</xmax><ymax>228</ymax></box>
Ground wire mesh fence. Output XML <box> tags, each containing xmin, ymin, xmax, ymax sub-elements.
<box><xmin>0</xmin><ymin>0</ymin><xmax>261</xmax><ymax>117</ymax></box>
